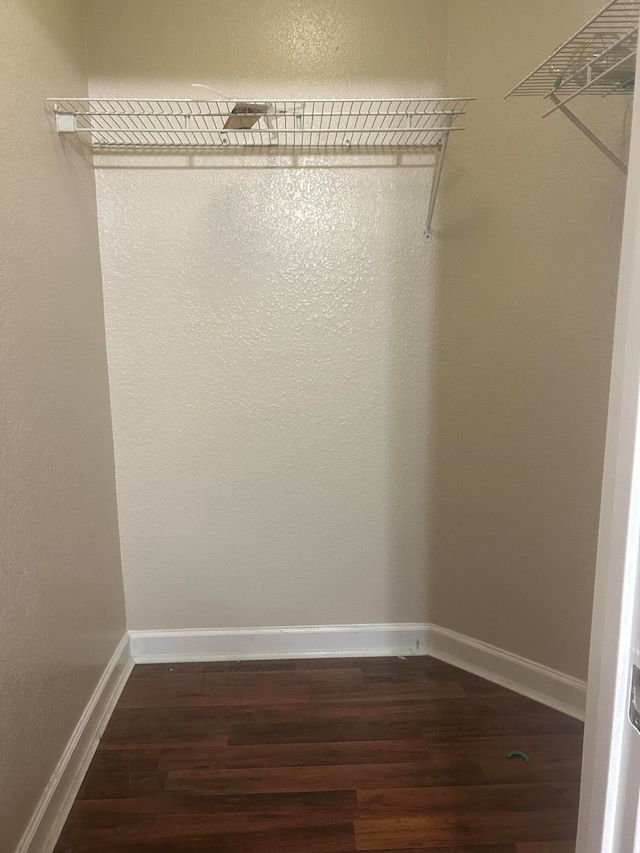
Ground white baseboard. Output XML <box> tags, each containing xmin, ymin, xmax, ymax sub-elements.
<box><xmin>428</xmin><ymin>624</ymin><xmax>587</xmax><ymax>720</ymax></box>
<box><xmin>130</xmin><ymin>623</ymin><xmax>586</xmax><ymax>720</ymax></box>
<box><xmin>129</xmin><ymin>623</ymin><xmax>430</xmax><ymax>663</ymax></box>
<box><xmin>16</xmin><ymin>633</ymin><xmax>134</xmax><ymax>853</ymax></box>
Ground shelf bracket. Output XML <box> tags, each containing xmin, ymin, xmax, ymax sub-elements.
<box><xmin>548</xmin><ymin>93</ymin><xmax>628</xmax><ymax>175</ymax></box>
<box><xmin>55</xmin><ymin>112</ymin><xmax>76</xmax><ymax>133</ymax></box>
<box><xmin>424</xmin><ymin>115</ymin><xmax>454</xmax><ymax>240</ymax></box>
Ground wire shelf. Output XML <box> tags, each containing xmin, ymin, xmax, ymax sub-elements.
<box><xmin>506</xmin><ymin>0</ymin><xmax>639</xmax><ymax>114</ymax></box>
<box><xmin>46</xmin><ymin>97</ymin><xmax>473</xmax><ymax>150</ymax></box>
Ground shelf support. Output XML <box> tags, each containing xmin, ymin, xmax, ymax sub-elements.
<box><xmin>55</xmin><ymin>112</ymin><xmax>76</xmax><ymax>133</ymax></box>
<box><xmin>424</xmin><ymin>115</ymin><xmax>454</xmax><ymax>240</ymax></box>
<box><xmin>548</xmin><ymin>93</ymin><xmax>628</xmax><ymax>174</ymax></box>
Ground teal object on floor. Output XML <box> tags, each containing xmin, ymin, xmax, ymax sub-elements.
<box><xmin>508</xmin><ymin>750</ymin><xmax>531</xmax><ymax>763</ymax></box>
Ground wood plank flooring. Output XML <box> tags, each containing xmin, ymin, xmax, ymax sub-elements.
<box><xmin>54</xmin><ymin>656</ymin><xmax>583</xmax><ymax>852</ymax></box>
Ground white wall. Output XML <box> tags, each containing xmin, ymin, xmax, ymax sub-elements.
<box><xmin>0</xmin><ymin>1</ymin><xmax>126</xmax><ymax>850</ymax></box>
<box><xmin>83</xmin><ymin>0</ymin><xmax>626</xmax><ymax>681</ymax></box>
<box><xmin>85</xmin><ymin>0</ymin><xmax>449</xmax><ymax>630</ymax></box>
<box><xmin>435</xmin><ymin>0</ymin><xmax>627</xmax><ymax>679</ymax></box>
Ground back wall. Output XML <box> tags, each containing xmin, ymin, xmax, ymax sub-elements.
<box><xmin>85</xmin><ymin>0</ymin><xmax>449</xmax><ymax>630</ymax></box>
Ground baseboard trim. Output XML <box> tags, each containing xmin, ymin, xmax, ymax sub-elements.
<box><xmin>16</xmin><ymin>633</ymin><xmax>134</xmax><ymax>853</ymax></box>
<box><xmin>129</xmin><ymin>623</ymin><xmax>430</xmax><ymax>663</ymax></box>
<box><xmin>428</xmin><ymin>624</ymin><xmax>587</xmax><ymax>721</ymax></box>
<box><xmin>130</xmin><ymin>623</ymin><xmax>586</xmax><ymax>720</ymax></box>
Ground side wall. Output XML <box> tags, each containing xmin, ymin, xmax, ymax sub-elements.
<box><xmin>435</xmin><ymin>0</ymin><xmax>627</xmax><ymax>680</ymax></box>
<box><xmin>85</xmin><ymin>0</ymin><xmax>449</xmax><ymax>631</ymax></box>
<box><xmin>0</xmin><ymin>2</ymin><xmax>126</xmax><ymax>849</ymax></box>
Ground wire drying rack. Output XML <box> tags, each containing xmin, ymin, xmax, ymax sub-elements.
<box><xmin>506</xmin><ymin>0</ymin><xmax>639</xmax><ymax>172</ymax></box>
<box><xmin>46</xmin><ymin>97</ymin><xmax>472</xmax><ymax>150</ymax></box>
<box><xmin>47</xmin><ymin>96</ymin><xmax>474</xmax><ymax>239</ymax></box>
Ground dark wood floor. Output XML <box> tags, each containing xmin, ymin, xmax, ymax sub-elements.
<box><xmin>55</xmin><ymin>656</ymin><xmax>583</xmax><ymax>852</ymax></box>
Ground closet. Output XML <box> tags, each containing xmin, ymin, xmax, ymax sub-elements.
<box><xmin>2</xmin><ymin>1</ymin><xmax>636</xmax><ymax>851</ymax></box>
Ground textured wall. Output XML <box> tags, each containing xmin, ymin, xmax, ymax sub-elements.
<box><xmin>0</xmin><ymin>2</ymin><xmax>126</xmax><ymax>849</ymax></box>
<box><xmin>84</xmin><ymin>0</ymin><xmax>625</xmax><ymax>680</ymax></box>
<box><xmin>434</xmin><ymin>0</ymin><xmax>627</xmax><ymax>679</ymax></box>
<box><xmin>85</xmin><ymin>0</ymin><xmax>449</xmax><ymax>630</ymax></box>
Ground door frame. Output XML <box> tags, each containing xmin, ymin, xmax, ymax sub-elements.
<box><xmin>577</xmin><ymin>50</ymin><xmax>640</xmax><ymax>853</ymax></box>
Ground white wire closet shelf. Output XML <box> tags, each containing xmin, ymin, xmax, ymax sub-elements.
<box><xmin>47</xmin><ymin>97</ymin><xmax>472</xmax><ymax>150</ymax></box>
<box><xmin>47</xmin><ymin>96</ymin><xmax>474</xmax><ymax>240</ymax></box>
<box><xmin>505</xmin><ymin>0</ymin><xmax>639</xmax><ymax>173</ymax></box>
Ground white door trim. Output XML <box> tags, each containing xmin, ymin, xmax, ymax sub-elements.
<box><xmin>576</xmin><ymin>48</ymin><xmax>640</xmax><ymax>853</ymax></box>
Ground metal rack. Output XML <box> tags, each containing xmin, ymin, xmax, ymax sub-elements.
<box><xmin>506</xmin><ymin>0</ymin><xmax>639</xmax><ymax>173</ymax></box>
<box><xmin>46</xmin><ymin>96</ymin><xmax>473</xmax><ymax>238</ymax></box>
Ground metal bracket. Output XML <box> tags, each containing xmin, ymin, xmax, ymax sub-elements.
<box><xmin>55</xmin><ymin>112</ymin><xmax>76</xmax><ymax>133</ymax></box>
<box><xmin>548</xmin><ymin>93</ymin><xmax>628</xmax><ymax>174</ymax></box>
<box><xmin>424</xmin><ymin>115</ymin><xmax>454</xmax><ymax>241</ymax></box>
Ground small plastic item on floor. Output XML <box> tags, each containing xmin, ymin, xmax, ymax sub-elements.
<box><xmin>508</xmin><ymin>750</ymin><xmax>531</xmax><ymax>763</ymax></box>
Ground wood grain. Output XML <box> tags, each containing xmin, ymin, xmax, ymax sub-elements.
<box><xmin>54</xmin><ymin>656</ymin><xmax>583</xmax><ymax>852</ymax></box>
